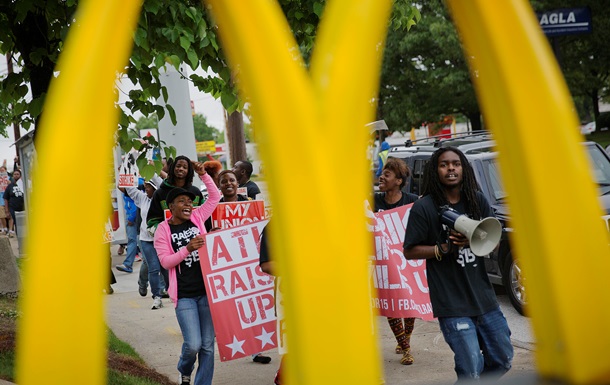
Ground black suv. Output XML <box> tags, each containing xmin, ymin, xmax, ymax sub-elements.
<box><xmin>389</xmin><ymin>133</ymin><xmax>610</xmax><ymax>315</ymax></box>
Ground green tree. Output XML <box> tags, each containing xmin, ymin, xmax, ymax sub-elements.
<box><xmin>134</xmin><ymin>114</ymin><xmax>159</xmax><ymax>131</ymax></box>
<box><xmin>0</xmin><ymin>0</ymin><xmax>419</xmax><ymax>173</ymax></box>
<box><xmin>378</xmin><ymin>0</ymin><xmax>482</xmax><ymax>133</ymax></box>
<box><xmin>193</xmin><ymin>113</ymin><xmax>222</xmax><ymax>143</ymax></box>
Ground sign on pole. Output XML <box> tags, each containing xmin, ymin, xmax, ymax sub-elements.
<box><xmin>537</xmin><ymin>7</ymin><xmax>592</xmax><ymax>37</ymax></box>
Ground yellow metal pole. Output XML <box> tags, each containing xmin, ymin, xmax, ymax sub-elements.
<box><xmin>16</xmin><ymin>1</ymin><xmax>141</xmax><ymax>384</ymax></box>
<box><xmin>447</xmin><ymin>1</ymin><xmax>610</xmax><ymax>383</ymax></box>
<box><xmin>203</xmin><ymin>0</ymin><xmax>391</xmax><ymax>383</ymax></box>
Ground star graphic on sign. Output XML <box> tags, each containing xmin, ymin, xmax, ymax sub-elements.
<box><xmin>255</xmin><ymin>327</ymin><xmax>275</xmax><ymax>349</ymax></box>
<box><xmin>225</xmin><ymin>335</ymin><xmax>246</xmax><ymax>357</ymax></box>
<box><xmin>176</xmin><ymin>240</ymin><xmax>182</xmax><ymax>246</ymax></box>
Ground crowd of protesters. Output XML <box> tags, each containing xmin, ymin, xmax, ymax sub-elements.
<box><xmin>109</xmin><ymin>144</ymin><xmax>513</xmax><ymax>385</ymax></box>
<box><xmin>112</xmin><ymin>155</ymin><xmax>269</xmax><ymax>385</ymax></box>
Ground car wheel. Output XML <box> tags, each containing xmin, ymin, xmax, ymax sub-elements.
<box><xmin>501</xmin><ymin>252</ymin><xmax>526</xmax><ymax>315</ymax></box>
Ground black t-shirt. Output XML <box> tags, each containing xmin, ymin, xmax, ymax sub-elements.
<box><xmin>4</xmin><ymin>182</ymin><xmax>24</xmax><ymax>211</ymax></box>
<box><xmin>169</xmin><ymin>220</ymin><xmax>206</xmax><ymax>298</ymax></box>
<box><xmin>240</xmin><ymin>180</ymin><xmax>261</xmax><ymax>200</ymax></box>
<box><xmin>403</xmin><ymin>192</ymin><xmax>498</xmax><ymax>318</ymax></box>
<box><xmin>147</xmin><ymin>181</ymin><xmax>204</xmax><ymax>229</ymax></box>
<box><xmin>373</xmin><ymin>191</ymin><xmax>418</xmax><ymax>212</ymax></box>
<box><xmin>259</xmin><ymin>223</ymin><xmax>270</xmax><ymax>266</ymax></box>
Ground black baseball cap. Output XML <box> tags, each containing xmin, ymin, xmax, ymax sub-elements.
<box><xmin>166</xmin><ymin>187</ymin><xmax>195</xmax><ymax>204</ymax></box>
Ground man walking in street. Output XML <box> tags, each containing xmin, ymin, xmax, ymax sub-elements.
<box><xmin>232</xmin><ymin>160</ymin><xmax>261</xmax><ymax>200</ymax></box>
<box><xmin>403</xmin><ymin>147</ymin><xmax>513</xmax><ymax>382</ymax></box>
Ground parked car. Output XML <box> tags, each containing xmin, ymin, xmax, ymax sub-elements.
<box><xmin>389</xmin><ymin>132</ymin><xmax>610</xmax><ymax>315</ymax></box>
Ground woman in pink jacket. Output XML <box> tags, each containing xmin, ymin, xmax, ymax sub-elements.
<box><xmin>154</xmin><ymin>162</ymin><xmax>220</xmax><ymax>385</ymax></box>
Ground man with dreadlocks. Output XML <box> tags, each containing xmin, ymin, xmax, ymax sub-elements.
<box><xmin>402</xmin><ymin>147</ymin><xmax>513</xmax><ymax>381</ymax></box>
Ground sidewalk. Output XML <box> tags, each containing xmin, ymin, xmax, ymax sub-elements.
<box><xmin>106</xmin><ymin>246</ymin><xmax>537</xmax><ymax>384</ymax></box>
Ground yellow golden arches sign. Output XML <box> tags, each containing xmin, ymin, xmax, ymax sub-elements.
<box><xmin>447</xmin><ymin>1</ymin><xmax>610</xmax><ymax>383</ymax></box>
<box><xmin>203</xmin><ymin>1</ymin><xmax>392</xmax><ymax>383</ymax></box>
<box><xmin>16</xmin><ymin>1</ymin><xmax>610</xmax><ymax>385</ymax></box>
<box><xmin>16</xmin><ymin>1</ymin><xmax>142</xmax><ymax>384</ymax></box>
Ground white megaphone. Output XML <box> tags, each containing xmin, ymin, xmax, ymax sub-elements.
<box><xmin>439</xmin><ymin>206</ymin><xmax>503</xmax><ymax>257</ymax></box>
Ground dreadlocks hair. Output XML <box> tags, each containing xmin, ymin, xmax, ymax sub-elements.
<box><xmin>421</xmin><ymin>147</ymin><xmax>482</xmax><ymax>219</ymax></box>
<box><xmin>167</xmin><ymin>155</ymin><xmax>195</xmax><ymax>187</ymax></box>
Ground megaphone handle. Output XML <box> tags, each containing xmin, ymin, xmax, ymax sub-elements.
<box><xmin>436</xmin><ymin>241</ymin><xmax>452</xmax><ymax>259</ymax></box>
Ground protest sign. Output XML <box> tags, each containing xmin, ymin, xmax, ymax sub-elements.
<box><xmin>211</xmin><ymin>200</ymin><xmax>266</xmax><ymax>230</ymax></box>
<box><xmin>370</xmin><ymin>204</ymin><xmax>434</xmax><ymax>320</ymax></box>
<box><xmin>117</xmin><ymin>152</ymin><xmax>139</xmax><ymax>188</ymax></box>
<box><xmin>201</xmin><ymin>220</ymin><xmax>275</xmax><ymax>361</ymax></box>
<box><xmin>0</xmin><ymin>172</ymin><xmax>9</xmax><ymax>192</ymax></box>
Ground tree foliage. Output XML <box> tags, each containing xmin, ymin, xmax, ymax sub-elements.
<box><xmin>0</xmin><ymin>0</ymin><xmax>74</xmax><ymax>131</ymax></box>
<box><xmin>378</xmin><ymin>0</ymin><xmax>482</xmax><ymax>133</ymax></box>
<box><xmin>193</xmin><ymin>113</ymin><xmax>222</xmax><ymax>143</ymax></box>
<box><xmin>134</xmin><ymin>112</ymin><xmax>223</xmax><ymax>144</ymax></box>
<box><xmin>530</xmin><ymin>0</ymin><xmax>610</xmax><ymax>122</ymax></box>
<box><xmin>0</xmin><ymin>0</ymin><xmax>420</xmax><ymax>173</ymax></box>
<box><xmin>379</xmin><ymin>0</ymin><xmax>610</xmax><ymax>133</ymax></box>
<box><xmin>134</xmin><ymin>114</ymin><xmax>159</xmax><ymax>131</ymax></box>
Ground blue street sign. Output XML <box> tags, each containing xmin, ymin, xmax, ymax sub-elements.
<box><xmin>537</xmin><ymin>7</ymin><xmax>592</xmax><ymax>37</ymax></box>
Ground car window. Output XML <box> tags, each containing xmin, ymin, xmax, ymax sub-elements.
<box><xmin>586</xmin><ymin>145</ymin><xmax>610</xmax><ymax>185</ymax></box>
<box><xmin>483</xmin><ymin>159</ymin><xmax>506</xmax><ymax>201</ymax></box>
<box><xmin>411</xmin><ymin>159</ymin><xmax>428</xmax><ymax>196</ymax></box>
<box><xmin>483</xmin><ymin>145</ymin><xmax>610</xmax><ymax>203</ymax></box>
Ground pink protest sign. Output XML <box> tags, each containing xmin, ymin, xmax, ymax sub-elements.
<box><xmin>0</xmin><ymin>172</ymin><xmax>9</xmax><ymax>192</ymax></box>
<box><xmin>200</xmin><ymin>220</ymin><xmax>276</xmax><ymax>361</ymax></box>
<box><xmin>371</xmin><ymin>204</ymin><xmax>434</xmax><ymax>320</ymax></box>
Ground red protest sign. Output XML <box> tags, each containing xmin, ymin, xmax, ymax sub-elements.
<box><xmin>211</xmin><ymin>201</ymin><xmax>266</xmax><ymax>230</ymax></box>
<box><xmin>371</xmin><ymin>204</ymin><xmax>434</xmax><ymax>320</ymax></box>
<box><xmin>201</xmin><ymin>220</ymin><xmax>275</xmax><ymax>361</ymax></box>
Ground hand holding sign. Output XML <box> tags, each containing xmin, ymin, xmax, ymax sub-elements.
<box><xmin>187</xmin><ymin>235</ymin><xmax>205</xmax><ymax>252</ymax></box>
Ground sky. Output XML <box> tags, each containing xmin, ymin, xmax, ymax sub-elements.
<box><xmin>0</xmin><ymin>58</ymin><xmax>225</xmax><ymax>168</ymax></box>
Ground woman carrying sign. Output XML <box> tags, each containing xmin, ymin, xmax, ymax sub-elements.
<box><xmin>373</xmin><ymin>157</ymin><xmax>419</xmax><ymax>365</ymax></box>
<box><xmin>206</xmin><ymin>169</ymin><xmax>273</xmax><ymax>364</ymax></box>
<box><xmin>154</xmin><ymin>162</ymin><xmax>220</xmax><ymax>385</ymax></box>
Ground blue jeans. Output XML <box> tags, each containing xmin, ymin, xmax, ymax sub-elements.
<box><xmin>438</xmin><ymin>307</ymin><xmax>513</xmax><ymax>381</ymax></box>
<box><xmin>137</xmin><ymin>239</ymin><xmax>148</xmax><ymax>289</ymax></box>
<box><xmin>175</xmin><ymin>295</ymin><xmax>215</xmax><ymax>385</ymax></box>
<box><xmin>140</xmin><ymin>240</ymin><xmax>165</xmax><ymax>298</ymax></box>
<box><xmin>122</xmin><ymin>223</ymin><xmax>138</xmax><ymax>269</ymax></box>
<box><xmin>138</xmin><ymin>239</ymin><xmax>167</xmax><ymax>292</ymax></box>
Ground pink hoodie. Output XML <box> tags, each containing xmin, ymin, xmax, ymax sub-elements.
<box><xmin>154</xmin><ymin>173</ymin><xmax>221</xmax><ymax>307</ymax></box>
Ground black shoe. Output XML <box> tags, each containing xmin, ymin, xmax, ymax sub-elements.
<box><xmin>253</xmin><ymin>354</ymin><xmax>271</xmax><ymax>364</ymax></box>
<box><xmin>161</xmin><ymin>289</ymin><xmax>169</xmax><ymax>299</ymax></box>
<box><xmin>139</xmin><ymin>286</ymin><xmax>147</xmax><ymax>297</ymax></box>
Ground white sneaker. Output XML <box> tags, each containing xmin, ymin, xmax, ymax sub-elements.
<box><xmin>179</xmin><ymin>373</ymin><xmax>191</xmax><ymax>384</ymax></box>
<box><xmin>8</xmin><ymin>231</ymin><xmax>15</xmax><ymax>238</ymax></box>
<box><xmin>151</xmin><ymin>297</ymin><xmax>163</xmax><ymax>310</ymax></box>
